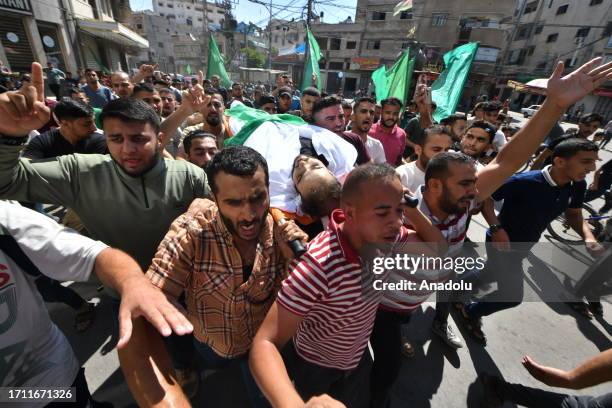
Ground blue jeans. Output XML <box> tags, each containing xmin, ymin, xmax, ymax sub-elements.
<box><xmin>193</xmin><ymin>340</ymin><xmax>269</xmax><ymax>408</ymax></box>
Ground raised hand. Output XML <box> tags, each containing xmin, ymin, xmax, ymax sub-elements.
<box><xmin>547</xmin><ymin>57</ymin><xmax>612</xmax><ymax>110</ymax></box>
<box><xmin>0</xmin><ymin>62</ymin><xmax>50</xmax><ymax>137</ymax></box>
<box><xmin>181</xmin><ymin>84</ymin><xmax>205</xmax><ymax>113</ymax></box>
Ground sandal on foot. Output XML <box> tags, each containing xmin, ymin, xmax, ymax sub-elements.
<box><xmin>458</xmin><ymin>304</ymin><xmax>487</xmax><ymax>345</ymax></box>
<box><xmin>567</xmin><ymin>302</ymin><xmax>593</xmax><ymax>319</ymax></box>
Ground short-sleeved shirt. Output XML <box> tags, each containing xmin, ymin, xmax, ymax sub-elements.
<box><xmin>45</xmin><ymin>68</ymin><xmax>65</xmax><ymax>85</ymax></box>
<box><xmin>277</xmin><ymin>209</ymin><xmax>411</xmax><ymax>370</ymax></box>
<box><xmin>82</xmin><ymin>84</ymin><xmax>114</xmax><ymax>109</ymax></box>
<box><xmin>22</xmin><ymin>128</ymin><xmax>107</xmax><ymax>159</ymax></box>
<box><xmin>492</xmin><ymin>166</ymin><xmax>586</xmax><ymax>242</ymax></box>
<box><xmin>146</xmin><ymin>199</ymin><xmax>290</xmax><ymax>358</ymax></box>
<box><xmin>368</xmin><ymin>122</ymin><xmax>407</xmax><ymax>166</ymax></box>
<box><xmin>342</xmin><ymin>131</ymin><xmax>371</xmax><ymax>165</ymax></box>
<box><xmin>0</xmin><ymin>202</ymin><xmax>106</xmax><ymax>402</ymax></box>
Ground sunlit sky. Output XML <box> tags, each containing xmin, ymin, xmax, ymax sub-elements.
<box><xmin>129</xmin><ymin>0</ymin><xmax>358</xmax><ymax>26</ymax></box>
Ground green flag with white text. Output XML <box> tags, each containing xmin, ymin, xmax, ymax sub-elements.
<box><xmin>301</xmin><ymin>28</ymin><xmax>322</xmax><ymax>91</ymax></box>
<box><xmin>431</xmin><ymin>42</ymin><xmax>479</xmax><ymax>122</ymax></box>
<box><xmin>206</xmin><ymin>36</ymin><xmax>232</xmax><ymax>88</ymax></box>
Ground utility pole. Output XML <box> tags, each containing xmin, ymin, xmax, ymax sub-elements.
<box><xmin>203</xmin><ymin>0</ymin><xmax>209</xmax><ymax>76</ymax></box>
<box><xmin>306</xmin><ymin>0</ymin><xmax>312</xmax><ymax>25</ymax></box>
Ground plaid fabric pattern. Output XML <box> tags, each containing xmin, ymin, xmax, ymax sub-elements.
<box><xmin>146</xmin><ymin>199</ymin><xmax>289</xmax><ymax>358</ymax></box>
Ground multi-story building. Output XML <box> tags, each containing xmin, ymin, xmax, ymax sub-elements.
<box><xmin>501</xmin><ymin>0</ymin><xmax>612</xmax><ymax>117</ymax></box>
<box><xmin>270</xmin><ymin>18</ymin><xmax>308</xmax><ymax>79</ymax></box>
<box><xmin>310</xmin><ymin>0</ymin><xmax>514</xmax><ymax>102</ymax></box>
<box><xmin>0</xmin><ymin>0</ymin><xmax>147</xmax><ymax>74</ymax></box>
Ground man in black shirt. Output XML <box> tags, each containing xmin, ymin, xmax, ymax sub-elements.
<box><xmin>23</xmin><ymin>98</ymin><xmax>106</xmax><ymax>159</ymax></box>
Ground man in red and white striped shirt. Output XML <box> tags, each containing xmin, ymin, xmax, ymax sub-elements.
<box><xmin>249</xmin><ymin>163</ymin><xmax>446</xmax><ymax>407</ymax></box>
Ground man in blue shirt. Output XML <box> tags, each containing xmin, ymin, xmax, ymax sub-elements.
<box><xmin>458</xmin><ymin>138</ymin><xmax>604</xmax><ymax>344</ymax></box>
<box><xmin>81</xmin><ymin>69</ymin><xmax>114</xmax><ymax>109</ymax></box>
<box><xmin>45</xmin><ymin>62</ymin><xmax>65</xmax><ymax>99</ymax></box>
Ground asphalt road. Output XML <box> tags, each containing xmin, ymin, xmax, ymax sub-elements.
<box><xmin>47</xmin><ymin>112</ymin><xmax>612</xmax><ymax>407</ymax></box>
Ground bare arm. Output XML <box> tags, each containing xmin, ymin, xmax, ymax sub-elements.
<box><xmin>564</xmin><ymin>208</ymin><xmax>597</xmax><ymax>242</ymax></box>
<box><xmin>159</xmin><ymin>87</ymin><xmax>206</xmax><ymax>149</ymax></box>
<box><xmin>118</xmin><ymin>318</ymin><xmax>191</xmax><ymax>407</ymax></box>
<box><xmin>522</xmin><ymin>350</ymin><xmax>612</xmax><ymax>390</ymax></box>
<box><xmin>404</xmin><ymin>205</ymin><xmax>448</xmax><ymax>255</ymax></box>
<box><xmin>477</xmin><ymin>58</ymin><xmax>612</xmax><ymax>201</ymax></box>
<box><xmin>131</xmin><ymin>64</ymin><xmax>157</xmax><ymax>85</ymax></box>
<box><xmin>249</xmin><ymin>302</ymin><xmax>305</xmax><ymax>408</ymax></box>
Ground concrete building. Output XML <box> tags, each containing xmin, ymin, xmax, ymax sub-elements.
<box><xmin>0</xmin><ymin>0</ymin><xmax>147</xmax><ymax>74</ymax></box>
<box><xmin>500</xmin><ymin>0</ymin><xmax>612</xmax><ymax>118</ymax></box>
<box><xmin>310</xmin><ymin>0</ymin><xmax>514</xmax><ymax>102</ymax></box>
<box><xmin>270</xmin><ymin>18</ymin><xmax>307</xmax><ymax>80</ymax></box>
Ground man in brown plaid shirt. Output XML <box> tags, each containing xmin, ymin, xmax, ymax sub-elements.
<box><xmin>119</xmin><ymin>146</ymin><xmax>308</xmax><ymax>407</ymax></box>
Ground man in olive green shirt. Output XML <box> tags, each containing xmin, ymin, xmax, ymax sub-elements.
<box><xmin>0</xmin><ymin>63</ymin><xmax>209</xmax><ymax>270</ymax></box>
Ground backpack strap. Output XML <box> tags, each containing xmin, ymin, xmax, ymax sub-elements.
<box><xmin>0</xmin><ymin>233</ymin><xmax>42</xmax><ymax>278</ymax></box>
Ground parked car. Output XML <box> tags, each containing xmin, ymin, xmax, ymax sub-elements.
<box><xmin>521</xmin><ymin>104</ymin><xmax>541</xmax><ymax>118</ymax></box>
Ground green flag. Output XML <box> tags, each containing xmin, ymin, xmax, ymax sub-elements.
<box><xmin>206</xmin><ymin>36</ymin><xmax>232</xmax><ymax>88</ymax></box>
<box><xmin>431</xmin><ymin>42</ymin><xmax>479</xmax><ymax>122</ymax></box>
<box><xmin>371</xmin><ymin>51</ymin><xmax>415</xmax><ymax>105</ymax></box>
<box><xmin>371</xmin><ymin>66</ymin><xmax>388</xmax><ymax>103</ymax></box>
<box><xmin>185</xmin><ymin>64</ymin><xmax>192</xmax><ymax>75</ymax></box>
<box><xmin>386</xmin><ymin>50</ymin><xmax>415</xmax><ymax>105</ymax></box>
<box><xmin>301</xmin><ymin>28</ymin><xmax>322</xmax><ymax>91</ymax></box>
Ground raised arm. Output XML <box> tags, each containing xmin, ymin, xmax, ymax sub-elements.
<box><xmin>476</xmin><ymin>58</ymin><xmax>612</xmax><ymax>201</ymax></box>
<box><xmin>159</xmin><ymin>86</ymin><xmax>207</xmax><ymax>149</ymax></box>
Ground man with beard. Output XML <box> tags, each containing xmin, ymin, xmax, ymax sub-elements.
<box><xmin>110</xmin><ymin>71</ymin><xmax>134</xmax><ymax>99</ymax></box>
<box><xmin>458</xmin><ymin>120</ymin><xmax>496</xmax><ymax>165</ymax></box>
<box><xmin>369</xmin><ymin>97</ymin><xmax>408</xmax><ymax>166</ymax></box>
<box><xmin>443</xmin><ymin>114</ymin><xmax>468</xmax><ymax>146</ymax></box>
<box><xmin>133</xmin><ymin>83</ymin><xmax>163</xmax><ymax>117</ymax></box>
<box><xmin>396</xmin><ymin>125</ymin><xmax>453</xmax><ymax>192</ymax></box>
<box><xmin>311</xmin><ymin>95</ymin><xmax>371</xmax><ymax>165</ymax></box>
<box><xmin>0</xmin><ymin>64</ymin><xmax>209</xmax><ymax>272</ymax></box>
<box><xmin>393</xmin><ymin>58</ymin><xmax>612</xmax><ymax>350</ymax></box>
<box><xmin>347</xmin><ymin>96</ymin><xmax>386</xmax><ymax>164</ymax></box>
<box><xmin>183</xmin><ymin>130</ymin><xmax>218</xmax><ymax>168</ymax></box>
<box><xmin>182</xmin><ymin>90</ymin><xmax>232</xmax><ymax>148</ymax></box>
<box><xmin>456</xmin><ymin>139</ymin><xmax>603</xmax><ymax>341</ymax></box>
<box><xmin>120</xmin><ymin>146</ymin><xmax>308</xmax><ymax>407</ymax></box>
<box><xmin>81</xmin><ymin>68</ymin><xmax>114</xmax><ymax>109</ymax></box>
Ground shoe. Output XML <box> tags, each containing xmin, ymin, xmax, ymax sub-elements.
<box><xmin>567</xmin><ymin>301</ymin><xmax>594</xmax><ymax>319</ymax></box>
<box><xmin>458</xmin><ymin>303</ymin><xmax>487</xmax><ymax>346</ymax></box>
<box><xmin>479</xmin><ymin>373</ymin><xmax>503</xmax><ymax>408</ymax></box>
<box><xmin>588</xmin><ymin>301</ymin><xmax>604</xmax><ymax>317</ymax></box>
<box><xmin>431</xmin><ymin>319</ymin><xmax>463</xmax><ymax>349</ymax></box>
<box><xmin>175</xmin><ymin>367</ymin><xmax>199</xmax><ymax>399</ymax></box>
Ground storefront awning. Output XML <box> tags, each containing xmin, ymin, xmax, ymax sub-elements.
<box><xmin>77</xmin><ymin>19</ymin><xmax>149</xmax><ymax>49</ymax></box>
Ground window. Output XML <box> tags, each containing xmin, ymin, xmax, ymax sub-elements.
<box><xmin>330</xmin><ymin>38</ymin><xmax>341</xmax><ymax>50</ymax></box>
<box><xmin>367</xmin><ymin>40</ymin><xmax>381</xmax><ymax>49</ymax></box>
<box><xmin>507</xmin><ymin>49</ymin><xmax>520</xmax><ymax>64</ymax></box>
<box><xmin>217</xmin><ymin>9</ymin><xmax>224</xmax><ymax>13</ymax></box>
<box><xmin>158</xmin><ymin>42</ymin><xmax>164</xmax><ymax>48</ymax></box>
<box><xmin>158</xmin><ymin>2</ymin><xmax>162</xmax><ymax>5</ymax></box>
<box><xmin>167</xmin><ymin>3</ymin><xmax>173</xmax><ymax>7</ymax></box>
<box><xmin>546</xmin><ymin>33</ymin><xmax>558</xmax><ymax>42</ymax></box>
<box><xmin>556</xmin><ymin>4</ymin><xmax>568</xmax><ymax>14</ymax></box>
<box><xmin>590</xmin><ymin>0</ymin><xmax>603</xmax><ymax>5</ymax></box>
<box><xmin>346</xmin><ymin>41</ymin><xmax>356</xmax><ymax>49</ymax></box>
<box><xmin>534</xmin><ymin>25</ymin><xmax>543</xmax><ymax>34</ymax></box>
<box><xmin>186</xmin><ymin>17</ymin><xmax>192</xmax><ymax>26</ymax></box>
<box><xmin>431</xmin><ymin>13</ymin><xmax>448</xmax><ymax>26</ymax></box>
<box><xmin>316</xmin><ymin>37</ymin><xmax>328</xmax><ymax>49</ymax></box>
<box><xmin>198</xmin><ymin>17</ymin><xmax>202</xmax><ymax>21</ymax></box>
<box><xmin>372</xmin><ymin>11</ymin><xmax>386</xmax><ymax>21</ymax></box>
<box><xmin>274</xmin><ymin>35</ymin><xmax>278</xmax><ymax>43</ymax></box>
<box><xmin>186</xmin><ymin>6</ymin><xmax>190</xmax><ymax>9</ymax></box>
<box><xmin>607</xmin><ymin>36</ymin><xmax>612</xmax><ymax>48</ymax></box>
<box><xmin>400</xmin><ymin>10</ymin><xmax>412</xmax><ymax>19</ymax></box>
<box><xmin>328</xmin><ymin>61</ymin><xmax>344</xmax><ymax>70</ymax></box>
<box><xmin>515</xmin><ymin>24</ymin><xmax>532</xmax><ymax>40</ymax></box>
<box><xmin>575</xmin><ymin>27</ymin><xmax>590</xmax><ymax>37</ymax></box>
<box><xmin>401</xmin><ymin>42</ymin><xmax>409</xmax><ymax>49</ymax></box>
<box><xmin>527</xmin><ymin>46</ymin><xmax>535</xmax><ymax>55</ymax></box>
<box><xmin>136</xmin><ymin>23</ymin><xmax>143</xmax><ymax>29</ymax></box>
<box><xmin>524</xmin><ymin>1</ymin><xmax>539</xmax><ymax>14</ymax></box>
<box><xmin>160</xmin><ymin>12</ymin><xmax>164</xmax><ymax>16</ymax></box>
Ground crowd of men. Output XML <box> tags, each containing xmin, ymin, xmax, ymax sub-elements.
<box><xmin>0</xmin><ymin>57</ymin><xmax>611</xmax><ymax>408</ymax></box>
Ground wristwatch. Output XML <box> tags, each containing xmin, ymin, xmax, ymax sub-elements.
<box><xmin>489</xmin><ymin>224</ymin><xmax>504</xmax><ymax>234</ymax></box>
<box><xmin>0</xmin><ymin>133</ymin><xmax>28</xmax><ymax>146</ymax></box>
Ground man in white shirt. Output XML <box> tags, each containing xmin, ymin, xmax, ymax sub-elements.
<box><xmin>0</xmin><ymin>201</ymin><xmax>193</xmax><ymax>407</ymax></box>
<box><xmin>346</xmin><ymin>97</ymin><xmax>386</xmax><ymax>164</ymax></box>
<box><xmin>396</xmin><ymin>125</ymin><xmax>453</xmax><ymax>192</ymax></box>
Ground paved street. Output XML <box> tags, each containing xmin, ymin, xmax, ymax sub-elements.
<box><xmin>48</xmin><ymin>123</ymin><xmax>612</xmax><ymax>407</ymax></box>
